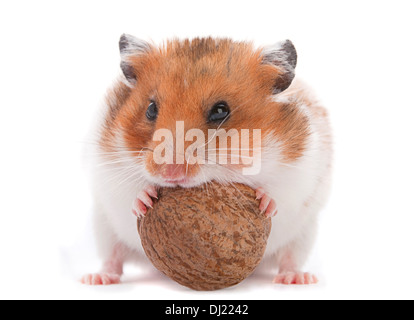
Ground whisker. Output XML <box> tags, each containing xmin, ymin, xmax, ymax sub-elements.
<box><xmin>205</xmin><ymin>148</ymin><xmax>265</xmax><ymax>151</ymax></box>
<box><xmin>97</xmin><ymin>158</ymin><xmax>144</xmax><ymax>167</ymax></box>
<box><xmin>81</xmin><ymin>140</ymin><xmax>154</xmax><ymax>153</ymax></box>
<box><xmin>90</xmin><ymin>150</ymin><xmax>149</xmax><ymax>156</ymax></box>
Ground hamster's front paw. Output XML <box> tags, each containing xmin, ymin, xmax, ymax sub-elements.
<box><xmin>132</xmin><ymin>185</ymin><xmax>158</xmax><ymax>218</ymax></box>
<box><xmin>255</xmin><ymin>187</ymin><xmax>278</xmax><ymax>218</ymax></box>
<box><xmin>81</xmin><ymin>273</ymin><xmax>121</xmax><ymax>285</ymax></box>
<box><xmin>273</xmin><ymin>272</ymin><xmax>318</xmax><ymax>285</ymax></box>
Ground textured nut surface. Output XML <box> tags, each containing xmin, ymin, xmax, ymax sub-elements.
<box><xmin>137</xmin><ymin>182</ymin><xmax>271</xmax><ymax>291</ymax></box>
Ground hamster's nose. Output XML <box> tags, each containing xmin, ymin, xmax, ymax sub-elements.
<box><xmin>159</xmin><ymin>164</ymin><xmax>186</xmax><ymax>181</ymax></box>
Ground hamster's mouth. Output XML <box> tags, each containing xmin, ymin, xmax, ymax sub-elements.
<box><xmin>147</xmin><ymin>170</ymin><xmax>207</xmax><ymax>188</ymax></box>
<box><xmin>164</xmin><ymin>178</ymin><xmax>189</xmax><ymax>185</ymax></box>
<box><xmin>161</xmin><ymin>177</ymin><xmax>202</xmax><ymax>188</ymax></box>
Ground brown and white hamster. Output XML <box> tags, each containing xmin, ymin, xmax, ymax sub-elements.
<box><xmin>82</xmin><ymin>35</ymin><xmax>332</xmax><ymax>285</ymax></box>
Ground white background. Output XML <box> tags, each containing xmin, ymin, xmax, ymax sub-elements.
<box><xmin>1</xmin><ymin>0</ymin><xmax>413</xmax><ymax>300</ymax></box>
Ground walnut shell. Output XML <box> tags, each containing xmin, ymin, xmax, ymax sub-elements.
<box><xmin>137</xmin><ymin>182</ymin><xmax>271</xmax><ymax>291</ymax></box>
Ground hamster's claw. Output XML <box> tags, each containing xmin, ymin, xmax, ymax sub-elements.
<box><xmin>273</xmin><ymin>272</ymin><xmax>318</xmax><ymax>285</ymax></box>
<box><xmin>132</xmin><ymin>185</ymin><xmax>158</xmax><ymax>218</ymax></box>
<box><xmin>81</xmin><ymin>273</ymin><xmax>121</xmax><ymax>285</ymax></box>
<box><xmin>255</xmin><ymin>187</ymin><xmax>278</xmax><ymax>218</ymax></box>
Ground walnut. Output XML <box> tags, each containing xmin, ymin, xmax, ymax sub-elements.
<box><xmin>138</xmin><ymin>182</ymin><xmax>271</xmax><ymax>291</ymax></box>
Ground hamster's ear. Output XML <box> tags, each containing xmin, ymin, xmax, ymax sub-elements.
<box><xmin>119</xmin><ymin>34</ymin><xmax>151</xmax><ymax>87</ymax></box>
<box><xmin>262</xmin><ymin>40</ymin><xmax>297</xmax><ymax>94</ymax></box>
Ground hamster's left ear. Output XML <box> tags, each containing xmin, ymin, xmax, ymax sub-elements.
<box><xmin>119</xmin><ymin>34</ymin><xmax>151</xmax><ymax>87</ymax></box>
<box><xmin>262</xmin><ymin>40</ymin><xmax>297</xmax><ymax>94</ymax></box>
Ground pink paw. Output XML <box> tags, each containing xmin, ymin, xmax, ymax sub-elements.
<box><xmin>132</xmin><ymin>185</ymin><xmax>158</xmax><ymax>218</ymax></box>
<box><xmin>81</xmin><ymin>273</ymin><xmax>121</xmax><ymax>285</ymax></box>
<box><xmin>255</xmin><ymin>187</ymin><xmax>278</xmax><ymax>218</ymax></box>
<box><xmin>273</xmin><ymin>272</ymin><xmax>318</xmax><ymax>285</ymax></box>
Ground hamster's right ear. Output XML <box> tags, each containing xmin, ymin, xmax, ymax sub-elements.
<box><xmin>119</xmin><ymin>34</ymin><xmax>151</xmax><ymax>87</ymax></box>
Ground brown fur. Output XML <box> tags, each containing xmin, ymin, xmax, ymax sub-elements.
<box><xmin>100</xmin><ymin>38</ymin><xmax>311</xmax><ymax>178</ymax></box>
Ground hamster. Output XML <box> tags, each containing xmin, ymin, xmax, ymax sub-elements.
<box><xmin>81</xmin><ymin>35</ymin><xmax>332</xmax><ymax>286</ymax></box>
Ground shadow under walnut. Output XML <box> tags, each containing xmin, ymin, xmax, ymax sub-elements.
<box><xmin>137</xmin><ymin>182</ymin><xmax>271</xmax><ymax>291</ymax></box>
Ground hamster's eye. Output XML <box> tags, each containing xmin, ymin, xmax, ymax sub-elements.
<box><xmin>208</xmin><ymin>102</ymin><xmax>230</xmax><ymax>123</ymax></box>
<box><xmin>146</xmin><ymin>101</ymin><xmax>158</xmax><ymax>121</ymax></box>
